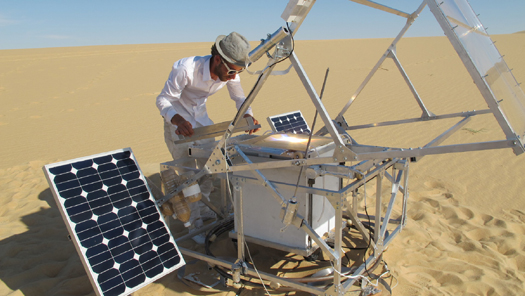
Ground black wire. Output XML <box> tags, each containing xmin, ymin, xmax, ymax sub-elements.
<box><xmin>272</xmin><ymin>22</ymin><xmax>295</xmax><ymax>65</ymax></box>
<box><xmin>363</xmin><ymin>198</ymin><xmax>373</xmax><ymax>277</ymax></box>
<box><xmin>236</xmin><ymin>286</ymin><xmax>245</xmax><ymax>295</ymax></box>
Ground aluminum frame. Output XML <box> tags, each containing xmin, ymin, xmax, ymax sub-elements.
<box><xmin>156</xmin><ymin>0</ymin><xmax>525</xmax><ymax>295</ymax></box>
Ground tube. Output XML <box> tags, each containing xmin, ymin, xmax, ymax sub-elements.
<box><xmin>249</xmin><ymin>26</ymin><xmax>291</xmax><ymax>64</ymax></box>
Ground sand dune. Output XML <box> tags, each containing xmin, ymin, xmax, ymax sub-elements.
<box><xmin>1</xmin><ymin>33</ymin><xmax>525</xmax><ymax>295</ymax></box>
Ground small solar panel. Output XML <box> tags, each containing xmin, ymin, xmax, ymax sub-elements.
<box><xmin>43</xmin><ymin>148</ymin><xmax>185</xmax><ymax>296</ymax></box>
<box><xmin>267</xmin><ymin>110</ymin><xmax>311</xmax><ymax>134</ymax></box>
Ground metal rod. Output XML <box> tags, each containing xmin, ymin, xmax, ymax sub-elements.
<box><xmin>401</xmin><ymin>160</ymin><xmax>409</xmax><ymax>227</ymax></box>
<box><xmin>220</xmin><ymin>178</ymin><xmax>229</xmax><ymax>217</ymax></box>
<box><xmin>389</xmin><ymin>49</ymin><xmax>434</xmax><ymax>118</ymax></box>
<box><xmin>346</xmin><ymin>109</ymin><xmax>491</xmax><ymax>130</ymax></box>
<box><xmin>356</xmin><ymin>139</ymin><xmax>515</xmax><ymax>160</ymax></box>
<box><xmin>234</xmin><ymin>184</ymin><xmax>246</xmax><ymax>261</ymax></box>
<box><xmin>333</xmin><ymin>197</ymin><xmax>343</xmax><ymax>293</ymax></box>
<box><xmin>229</xmin><ymin>155</ymin><xmax>334</xmax><ymax>173</ymax></box>
<box><xmin>336</xmin><ymin>1</ymin><xmax>427</xmax><ymax>120</ymax></box>
<box><xmin>374</xmin><ymin>170</ymin><xmax>383</xmax><ymax>252</ymax></box>
<box><xmin>350</xmin><ymin>0</ymin><xmax>411</xmax><ymax>18</ymax></box>
<box><xmin>379</xmin><ymin>169</ymin><xmax>402</xmax><ymax>240</ymax></box>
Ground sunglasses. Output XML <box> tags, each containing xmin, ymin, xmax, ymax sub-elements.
<box><xmin>220</xmin><ymin>58</ymin><xmax>244</xmax><ymax>75</ymax></box>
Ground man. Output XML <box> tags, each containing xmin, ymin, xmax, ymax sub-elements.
<box><xmin>156</xmin><ymin>32</ymin><xmax>260</xmax><ymax>243</ymax></box>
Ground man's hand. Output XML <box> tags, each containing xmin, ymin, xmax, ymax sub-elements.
<box><xmin>243</xmin><ymin>114</ymin><xmax>261</xmax><ymax>135</ymax></box>
<box><xmin>171</xmin><ymin>114</ymin><xmax>194</xmax><ymax>137</ymax></box>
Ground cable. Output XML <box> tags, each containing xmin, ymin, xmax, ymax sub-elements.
<box><xmin>245</xmin><ymin>242</ymin><xmax>272</xmax><ymax>296</ymax></box>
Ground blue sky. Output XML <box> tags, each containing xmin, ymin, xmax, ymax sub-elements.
<box><xmin>1</xmin><ymin>0</ymin><xmax>524</xmax><ymax>50</ymax></box>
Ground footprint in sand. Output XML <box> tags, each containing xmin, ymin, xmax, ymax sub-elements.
<box><xmin>395</xmin><ymin>182</ymin><xmax>525</xmax><ymax>295</ymax></box>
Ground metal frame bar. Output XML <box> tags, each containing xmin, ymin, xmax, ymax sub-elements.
<box><xmin>388</xmin><ymin>48</ymin><xmax>434</xmax><ymax>118</ymax></box>
<box><xmin>346</xmin><ymin>109</ymin><xmax>490</xmax><ymax>131</ymax></box>
<box><xmin>233</xmin><ymin>184</ymin><xmax>246</xmax><ymax>262</ymax></box>
<box><xmin>350</xmin><ymin>0</ymin><xmax>411</xmax><ymax>18</ymax></box>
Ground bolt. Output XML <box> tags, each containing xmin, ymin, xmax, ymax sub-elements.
<box><xmin>215</xmin><ymin>160</ymin><xmax>221</xmax><ymax>165</ymax></box>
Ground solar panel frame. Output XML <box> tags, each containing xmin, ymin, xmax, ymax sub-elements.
<box><xmin>267</xmin><ymin>110</ymin><xmax>311</xmax><ymax>134</ymax></box>
<box><xmin>43</xmin><ymin>148</ymin><xmax>185</xmax><ymax>296</ymax></box>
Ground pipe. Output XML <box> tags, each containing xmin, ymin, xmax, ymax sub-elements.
<box><xmin>249</xmin><ymin>26</ymin><xmax>291</xmax><ymax>63</ymax></box>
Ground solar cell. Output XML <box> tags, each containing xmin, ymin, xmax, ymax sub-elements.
<box><xmin>267</xmin><ymin>111</ymin><xmax>311</xmax><ymax>134</ymax></box>
<box><xmin>43</xmin><ymin>148</ymin><xmax>185</xmax><ymax>296</ymax></box>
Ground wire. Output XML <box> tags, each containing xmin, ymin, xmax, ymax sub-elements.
<box><xmin>382</xmin><ymin>260</ymin><xmax>398</xmax><ymax>290</ymax></box>
<box><xmin>273</xmin><ymin>22</ymin><xmax>295</xmax><ymax>65</ymax></box>
<box><xmin>329</xmin><ymin>259</ymin><xmax>392</xmax><ymax>290</ymax></box>
<box><xmin>245</xmin><ymin>242</ymin><xmax>272</xmax><ymax>296</ymax></box>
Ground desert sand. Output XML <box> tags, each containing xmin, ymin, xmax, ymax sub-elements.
<box><xmin>1</xmin><ymin>32</ymin><xmax>525</xmax><ymax>296</ymax></box>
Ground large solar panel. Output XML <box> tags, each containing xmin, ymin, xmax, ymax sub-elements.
<box><xmin>43</xmin><ymin>148</ymin><xmax>185</xmax><ymax>296</ymax></box>
<box><xmin>267</xmin><ymin>110</ymin><xmax>311</xmax><ymax>134</ymax></box>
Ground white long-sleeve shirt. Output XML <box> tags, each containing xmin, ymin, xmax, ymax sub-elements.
<box><xmin>156</xmin><ymin>55</ymin><xmax>253</xmax><ymax>128</ymax></box>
